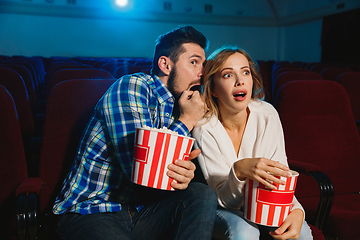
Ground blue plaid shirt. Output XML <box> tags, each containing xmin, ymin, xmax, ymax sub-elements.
<box><xmin>53</xmin><ymin>73</ymin><xmax>190</xmax><ymax>215</ymax></box>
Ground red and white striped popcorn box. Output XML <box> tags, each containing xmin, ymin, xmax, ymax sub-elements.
<box><xmin>244</xmin><ymin>170</ymin><xmax>298</xmax><ymax>227</ymax></box>
<box><xmin>131</xmin><ymin>127</ymin><xmax>195</xmax><ymax>191</ymax></box>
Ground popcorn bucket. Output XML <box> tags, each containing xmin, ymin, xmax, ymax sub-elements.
<box><xmin>243</xmin><ymin>170</ymin><xmax>298</xmax><ymax>226</ymax></box>
<box><xmin>131</xmin><ymin>127</ymin><xmax>195</xmax><ymax>191</ymax></box>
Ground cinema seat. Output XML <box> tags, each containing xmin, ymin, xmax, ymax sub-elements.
<box><xmin>0</xmin><ymin>84</ymin><xmax>41</xmax><ymax>240</ymax></box>
<box><xmin>320</xmin><ymin>67</ymin><xmax>352</xmax><ymax>81</ymax></box>
<box><xmin>275</xmin><ymin>80</ymin><xmax>360</xmax><ymax>240</ymax></box>
<box><xmin>272</xmin><ymin>71</ymin><xmax>323</xmax><ymax>103</ymax></box>
<box><xmin>335</xmin><ymin>72</ymin><xmax>360</xmax><ymax>135</ymax></box>
<box><xmin>37</xmin><ymin>79</ymin><xmax>116</xmax><ymax>238</ymax></box>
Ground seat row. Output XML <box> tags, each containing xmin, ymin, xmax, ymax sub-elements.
<box><xmin>1</xmin><ymin>55</ymin><xmax>360</xmax><ymax>240</ymax></box>
<box><xmin>257</xmin><ymin>60</ymin><xmax>360</xmax><ymax>103</ymax></box>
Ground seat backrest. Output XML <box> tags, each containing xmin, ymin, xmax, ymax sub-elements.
<box><xmin>309</xmin><ymin>63</ymin><xmax>332</xmax><ymax>73</ymax></box>
<box><xmin>258</xmin><ymin>63</ymin><xmax>271</xmax><ymax>102</ymax></box>
<box><xmin>0</xmin><ymin>84</ymin><xmax>28</xmax><ymax>238</ymax></box>
<box><xmin>128</xmin><ymin>65</ymin><xmax>151</xmax><ymax>75</ymax></box>
<box><xmin>348</xmin><ymin>64</ymin><xmax>360</xmax><ymax>72</ymax></box>
<box><xmin>46</xmin><ymin>68</ymin><xmax>114</xmax><ymax>100</ymax></box>
<box><xmin>275</xmin><ymin>80</ymin><xmax>360</xmax><ymax>197</ymax></box>
<box><xmin>272</xmin><ymin>71</ymin><xmax>323</xmax><ymax>103</ymax></box>
<box><xmin>335</xmin><ymin>72</ymin><xmax>360</xmax><ymax>120</ymax></box>
<box><xmin>38</xmin><ymin>79</ymin><xmax>116</xmax><ymax>214</ymax></box>
<box><xmin>0</xmin><ymin>67</ymin><xmax>34</xmax><ymax>135</ymax></box>
<box><xmin>273</xmin><ymin>67</ymin><xmax>308</xmax><ymax>81</ymax></box>
<box><xmin>101</xmin><ymin>62</ymin><xmax>124</xmax><ymax>76</ymax></box>
<box><xmin>0</xmin><ymin>63</ymin><xmax>37</xmax><ymax>109</ymax></box>
<box><xmin>320</xmin><ymin>67</ymin><xmax>352</xmax><ymax>81</ymax></box>
<box><xmin>46</xmin><ymin>63</ymin><xmax>93</xmax><ymax>82</ymax></box>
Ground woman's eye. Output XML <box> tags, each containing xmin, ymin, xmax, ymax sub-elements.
<box><xmin>223</xmin><ymin>73</ymin><xmax>231</xmax><ymax>78</ymax></box>
<box><xmin>243</xmin><ymin>70</ymin><xmax>250</xmax><ymax>75</ymax></box>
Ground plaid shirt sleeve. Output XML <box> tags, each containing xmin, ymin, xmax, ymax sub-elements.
<box><xmin>99</xmin><ymin>74</ymin><xmax>190</xmax><ymax>178</ymax></box>
<box><xmin>99</xmin><ymin>75</ymin><xmax>155</xmax><ymax>177</ymax></box>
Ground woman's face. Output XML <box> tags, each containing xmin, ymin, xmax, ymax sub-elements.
<box><xmin>212</xmin><ymin>52</ymin><xmax>253</xmax><ymax>115</ymax></box>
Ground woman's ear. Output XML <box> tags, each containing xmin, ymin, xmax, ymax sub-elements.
<box><xmin>211</xmin><ymin>90</ymin><xmax>218</xmax><ymax>97</ymax></box>
<box><xmin>158</xmin><ymin>56</ymin><xmax>172</xmax><ymax>76</ymax></box>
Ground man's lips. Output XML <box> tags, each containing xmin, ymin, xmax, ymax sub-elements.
<box><xmin>190</xmin><ymin>85</ymin><xmax>201</xmax><ymax>92</ymax></box>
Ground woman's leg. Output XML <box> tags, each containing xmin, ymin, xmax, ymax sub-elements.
<box><xmin>213</xmin><ymin>208</ymin><xmax>260</xmax><ymax>240</ymax></box>
<box><xmin>258</xmin><ymin>220</ymin><xmax>314</xmax><ymax>240</ymax></box>
<box><xmin>296</xmin><ymin>220</ymin><xmax>313</xmax><ymax>240</ymax></box>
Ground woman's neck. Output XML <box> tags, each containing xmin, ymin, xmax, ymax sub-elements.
<box><xmin>220</xmin><ymin>108</ymin><xmax>249</xmax><ymax>131</ymax></box>
<box><xmin>219</xmin><ymin>108</ymin><xmax>249</xmax><ymax>155</ymax></box>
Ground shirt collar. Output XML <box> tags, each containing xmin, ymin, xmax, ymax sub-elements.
<box><xmin>152</xmin><ymin>74</ymin><xmax>175</xmax><ymax>104</ymax></box>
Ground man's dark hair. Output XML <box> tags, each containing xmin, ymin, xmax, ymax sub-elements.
<box><xmin>151</xmin><ymin>25</ymin><xmax>209</xmax><ymax>75</ymax></box>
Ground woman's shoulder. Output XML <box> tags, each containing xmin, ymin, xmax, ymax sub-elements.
<box><xmin>193</xmin><ymin>115</ymin><xmax>222</xmax><ymax>136</ymax></box>
<box><xmin>196</xmin><ymin>114</ymin><xmax>221</xmax><ymax>129</ymax></box>
<box><xmin>249</xmin><ymin>100</ymin><xmax>278</xmax><ymax>116</ymax></box>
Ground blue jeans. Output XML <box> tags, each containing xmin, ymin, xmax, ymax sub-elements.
<box><xmin>56</xmin><ymin>183</ymin><xmax>217</xmax><ymax>240</ymax></box>
<box><xmin>213</xmin><ymin>208</ymin><xmax>313</xmax><ymax>240</ymax></box>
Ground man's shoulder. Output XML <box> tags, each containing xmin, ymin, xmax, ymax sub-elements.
<box><xmin>117</xmin><ymin>72</ymin><xmax>154</xmax><ymax>87</ymax></box>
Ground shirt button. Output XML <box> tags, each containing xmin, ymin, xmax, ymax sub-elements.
<box><xmin>165</xmin><ymin>113</ymin><xmax>169</xmax><ymax>117</ymax></box>
<box><xmin>169</xmin><ymin>98</ymin><xmax>174</xmax><ymax>103</ymax></box>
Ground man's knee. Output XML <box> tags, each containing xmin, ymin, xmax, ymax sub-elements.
<box><xmin>57</xmin><ymin>212</ymin><xmax>131</xmax><ymax>240</ymax></box>
<box><xmin>186</xmin><ymin>182</ymin><xmax>218</xmax><ymax>206</ymax></box>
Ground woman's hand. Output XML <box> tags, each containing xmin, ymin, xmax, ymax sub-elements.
<box><xmin>233</xmin><ymin>158</ymin><xmax>290</xmax><ymax>189</ymax></box>
<box><xmin>269</xmin><ymin>209</ymin><xmax>305</xmax><ymax>239</ymax></box>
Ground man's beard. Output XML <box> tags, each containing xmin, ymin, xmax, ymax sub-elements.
<box><xmin>167</xmin><ymin>66</ymin><xmax>181</xmax><ymax>100</ymax></box>
<box><xmin>167</xmin><ymin>66</ymin><xmax>181</xmax><ymax>118</ymax></box>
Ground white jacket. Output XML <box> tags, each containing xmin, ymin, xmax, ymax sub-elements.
<box><xmin>192</xmin><ymin>100</ymin><xmax>304</xmax><ymax>213</ymax></box>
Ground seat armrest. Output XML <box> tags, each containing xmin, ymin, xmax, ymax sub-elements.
<box><xmin>16</xmin><ymin>194</ymin><xmax>27</xmax><ymax>240</ymax></box>
<box><xmin>15</xmin><ymin>177</ymin><xmax>42</xmax><ymax>196</ymax></box>
<box><xmin>288</xmin><ymin>159</ymin><xmax>321</xmax><ymax>174</ymax></box>
<box><xmin>15</xmin><ymin>177</ymin><xmax>42</xmax><ymax>240</ymax></box>
<box><xmin>288</xmin><ymin>159</ymin><xmax>334</xmax><ymax>231</ymax></box>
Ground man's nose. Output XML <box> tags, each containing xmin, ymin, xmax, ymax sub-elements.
<box><xmin>197</xmin><ymin>67</ymin><xmax>203</xmax><ymax>78</ymax></box>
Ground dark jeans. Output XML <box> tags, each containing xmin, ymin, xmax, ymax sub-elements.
<box><xmin>56</xmin><ymin>182</ymin><xmax>217</xmax><ymax>240</ymax></box>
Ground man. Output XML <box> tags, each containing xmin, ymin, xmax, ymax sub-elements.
<box><xmin>53</xmin><ymin>25</ymin><xmax>217</xmax><ymax>240</ymax></box>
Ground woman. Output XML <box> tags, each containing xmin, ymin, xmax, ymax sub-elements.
<box><xmin>192</xmin><ymin>46</ymin><xmax>313</xmax><ymax>240</ymax></box>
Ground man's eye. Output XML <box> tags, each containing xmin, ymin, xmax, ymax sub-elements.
<box><xmin>191</xmin><ymin>60</ymin><xmax>196</xmax><ymax>65</ymax></box>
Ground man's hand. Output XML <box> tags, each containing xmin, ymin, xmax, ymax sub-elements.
<box><xmin>178</xmin><ymin>90</ymin><xmax>208</xmax><ymax>131</ymax></box>
<box><xmin>167</xmin><ymin>149</ymin><xmax>201</xmax><ymax>190</ymax></box>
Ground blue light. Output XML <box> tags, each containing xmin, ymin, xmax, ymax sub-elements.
<box><xmin>116</xmin><ymin>0</ymin><xmax>128</xmax><ymax>7</ymax></box>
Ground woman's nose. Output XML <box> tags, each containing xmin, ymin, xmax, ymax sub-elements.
<box><xmin>235</xmin><ymin>79</ymin><xmax>244</xmax><ymax>86</ymax></box>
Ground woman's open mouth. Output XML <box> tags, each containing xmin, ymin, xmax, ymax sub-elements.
<box><xmin>233</xmin><ymin>90</ymin><xmax>247</xmax><ymax>101</ymax></box>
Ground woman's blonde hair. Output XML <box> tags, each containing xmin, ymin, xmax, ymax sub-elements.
<box><xmin>202</xmin><ymin>46</ymin><xmax>264</xmax><ymax>119</ymax></box>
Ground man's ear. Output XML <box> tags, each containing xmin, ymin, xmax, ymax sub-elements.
<box><xmin>158</xmin><ymin>56</ymin><xmax>172</xmax><ymax>76</ymax></box>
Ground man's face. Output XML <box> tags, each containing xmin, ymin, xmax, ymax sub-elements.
<box><xmin>167</xmin><ymin>43</ymin><xmax>206</xmax><ymax>99</ymax></box>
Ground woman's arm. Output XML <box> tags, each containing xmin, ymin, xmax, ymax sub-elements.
<box><xmin>193</xmin><ymin>124</ymin><xmax>247</xmax><ymax>209</ymax></box>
